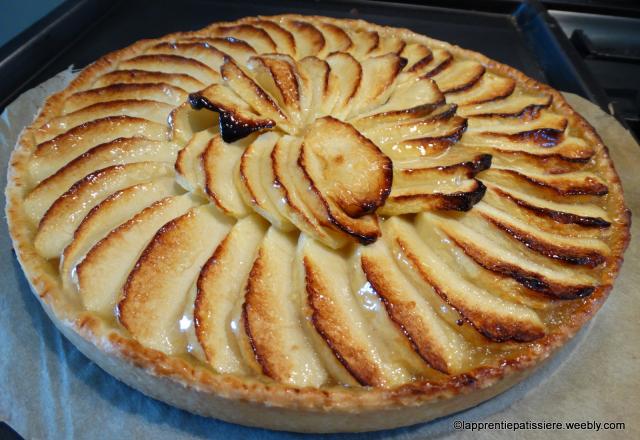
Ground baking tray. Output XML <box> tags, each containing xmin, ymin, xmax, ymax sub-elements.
<box><xmin>0</xmin><ymin>0</ymin><xmax>610</xmax><ymax>112</ymax></box>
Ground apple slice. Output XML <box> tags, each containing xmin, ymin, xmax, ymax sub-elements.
<box><xmin>61</xmin><ymin>177</ymin><xmax>180</xmax><ymax>292</ymax></box>
<box><xmin>35</xmin><ymin>100</ymin><xmax>174</xmax><ymax>143</ymax></box>
<box><xmin>118</xmin><ymin>204</ymin><xmax>232</xmax><ymax>354</ymax></box>
<box><xmin>446</xmin><ymin>73</ymin><xmax>516</xmax><ymax>106</ymax></box>
<box><xmin>212</xmin><ymin>24</ymin><xmax>277</xmax><ymax>53</ymax></box>
<box><xmin>431</xmin><ymin>60</ymin><xmax>486</xmax><ymax>94</ymax></box>
<box><xmin>466</xmin><ymin>110</ymin><xmax>567</xmax><ymax>136</ymax></box>
<box><xmin>248</xmin><ymin>20</ymin><xmax>296</xmax><ymax>56</ymax></box>
<box><xmin>400</xmin><ymin>43</ymin><xmax>433</xmax><ymax>72</ymax></box>
<box><xmin>300</xmin><ymin>117</ymin><xmax>390</xmax><ymax>242</ymax></box>
<box><xmin>236</xmin><ymin>132</ymin><xmax>294</xmax><ymax>230</ymax></box>
<box><xmin>179</xmin><ymin>36</ymin><xmax>257</xmax><ymax>64</ymax></box>
<box><xmin>29</xmin><ymin>116</ymin><xmax>168</xmax><ymax>184</ymax></box>
<box><xmin>344</xmin><ymin>54</ymin><xmax>407</xmax><ymax>120</ymax></box>
<box><xmin>369</xmin><ymin>35</ymin><xmax>406</xmax><ymax>57</ymax></box>
<box><xmin>325</xmin><ymin>52</ymin><xmax>362</xmax><ymax>120</ymax></box>
<box><xmin>202</xmin><ymin>134</ymin><xmax>250</xmax><ymax>217</ymax></box>
<box><xmin>119</xmin><ymin>54</ymin><xmax>220</xmax><ymax>85</ymax></box>
<box><xmin>360</xmin><ymin>240</ymin><xmax>469</xmax><ymax>374</ymax></box>
<box><xmin>271</xmin><ymin>136</ymin><xmax>347</xmax><ymax>248</ymax></box>
<box><xmin>174</xmin><ymin>129</ymin><xmax>215</xmax><ymax>195</ymax></box>
<box><xmin>93</xmin><ymin>69</ymin><xmax>205</xmax><ymax>92</ymax></box>
<box><xmin>168</xmin><ymin>101</ymin><xmax>217</xmax><ymax>144</ymax></box>
<box><xmin>297</xmin><ymin>56</ymin><xmax>331</xmax><ymax>119</ymax></box>
<box><xmin>145</xmin><ymin>41</ymin><xmax>228</xmax><ymax>72</ymax></box>
<box><xmin>192</xmin><ymin>215</ymin><xmax>266</xmax><ymax>373</ymax></box>
<box><xmin>430</xmin><ymin>211</ymin><xmax>598</xmax><ymax>298</ymax></box>
<box><xmin>385</xmin><ymin>216</ymin><xmax>545</xmax><ymax>342</ymax></box>
<box><xmin>393</xmin><ymin>150</ymin><xmax>492</xmax><ymax>175</ymax></box>
<box><xmin>316</xmin><ymin>22</ymin><xmax>352</xmax><ymax>55</ymax></box>
<box><xmin>76</xmin><ymin>193</ymin><xmax>199</xmax><ymax>315</ymax></box>
<box><xmin>25</xmin><ymin>137</ymin><xmax>179</xmax><ymax>223</ymax></box>
<box><xmin>483</xmin><ymin>167</ymin><xmax>608</xmax><ymax>196</ymax></box>
<box><xmin>35</xmin><ymin>162</ymin><xmax>173</xmax><ymax>258</ymax></box>
<box><xmin>409</xmin><ymin>48</ymin><xmax>452</xmax><ymax>78</ymax></box>
<box><xmin>474</xmin><ymin>202</ymin><xmax>609</xmax><ymax>267</ymax></box>
<box><xmin>458</xmin><ymin>91</ymin><xmax>552</xmax><ymax>117</ymax></box>
<box><xmin>301</xmin><ymin>236</ymin><xmax>408</xmax><ymax>386</ymax></box>
<box><xmin>63</xmin><ymin>83</ymin><xmax>187</xmax><ymax>113</ymax></box>
<box><xmin>347</xmin><ymin>29</ymin><xmax>379</xmax><ymax>57</ymax></box>
<box><xmin>281</xmin><ymin>20</ymin><xmax>325</xmax><ymax>58</ymax></box>
<box><xmin>242</xmin><ymin>227</ymin><xmax>328</xmax><ymax>386</ymax></box>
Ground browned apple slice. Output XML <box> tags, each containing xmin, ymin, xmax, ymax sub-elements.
<box><xmin>301</xmin><ymin>236</ymin><xmax>410</xmax><ymax>386</ymax></box>
<box><xmin>178</xmin><ymin>36</ymin><xmax>257</xmax><ymax>63</ymax></box>
<box><xmin>393</xmin><ymin>150</ymin><xmax>492</xmax><ymax>175</ymax></box>
<box><xmin>485</xmin><ymin>182</ymin><xmax>611</xmax><ymax>228</ymax></box>
<box><xmin>242</xmin><ymin>227</ymin><xmax>328</xmax><ymax>386</ymax></box>
<box><xmin>248</xmin><ymin>20</ymin><xmax>296</xmax><ymax>56</ymax></box>
<box><xmin>369</xmin><ymin>35</ymin><xmax>406</xmax><ymax>57</ymax></box>
<box><xmin>458</xmin><ymin>92</ymin><xmax>552</xmax><ymax>117</ymax></box>
<box><xmin>76</xmin><ymin>194</ymin><xmax>199</xmax><ymax>315</ymax></box>
<box><xmin>316</xmin><ymin>22</ymin><xmax>352</xmax><ymax>55</ymax></box>
<box><xmin>385</xmin><ymin>216</ymin><xmax>545</xmax><ymax>342</ymax></box>
<box><xmin>119</xmin><ymin>54</ymin><xmax>220</xmax><ymax>85</ymax></box>
<box><xmin>63</xmin><ymin>83</ymin><xmax>187</xmax><ymax>113</ymax></box>
<box><xmin>474</xmin><ymin>202</ymin><xmax>609</xmax><ymax>267</ymax></box>
<box><xmin>93</xmin><ymin>69</ymin><xmax>205</xmax><ymax>92</ymax></box>
<box><xmin>212</xmin><ymin>24</ymin><xmax>277</xmax><ymax>53</ymax></box>
<box><xmin>347</xmin><ymin>29</ymin><xmax>379</xmax><ymax>57</ymax></box>
<box><xmin>297</xmin><ymin>56</ymin><xmax>331</xmax><ymax>119</ymax></box>
<box><xmin>430</xmin><ymin>211</ymin><xmax>598</xmax><ymax>298</ymax></box>
<box><xmin>446</xmin><ymin>73</ymin><xmax>516</xmax><ymax>106</ymax></box>
<box><xmin>325</xmin><ymin>52</ymin><xmax>361</xmax><ymax>120</ymax></box>
<box><xmin>344</xmin><ymin>54</ymin><xmax>407</xmax><ymax>119</ymax></box>
<box><xmin>236</xmin><ymin>132</ymin><xmax>294</xmax><ymax>230</ymax></box>
<box><xmin>271</xmin><ymin>136</ymin><xmax>347</xmax><ymax>248</ymax></box>
<box><xmin>410</xmin><ymin>48</ymin><xmax>452</xmax><ymax>78</ymax></box>
<box><xmin>431</xmin><ymin>60</ymin><xmax>486</xmax><ymax>94</ymax></box>
<box><xmin>188</xmin><ymin>83</ymin><xmax>275</xmax><ymax>142</ymax></box>
<box><xmin>168</xmin><ymin>101</ymin><xmax>217</xmax><ymax>144</ymax></box>
<box><xmin>118</xmin><ymin>204</ymin><xmax>233</xmax><ymax>354</ymax></box>
<box><xmin>300</xmin><ymin>117</ymin><xmax>390</xmax><ymax>243</ymax></box>
<box><xmin>35</xmin><ymin>100</ymin><xmax>174</xmax><ymax>143</ymax></box>
<box><xmin>483</xmin><ymin>167</ymin><xmax>608</xmax><ymax>196</ymax></box>
<box><xmin>61</xmin><ymin>177</ymin><xmax>180</xmax><ymax>292</ymax></box>
<box><xmin>360</xmin><ymin>241</ymin><xmax>469</xmax><ymax>374</ymax></box>
<box><xmin>145</xmin><ymin>41</ymin><xmax>228</xmax><ymax>72</ymax></box>
<box><xmin>174</xmin><ymin>129</ymin><xmax>215</xmax><ymax>195</ymax></box>
<box><xmin>281</xmin><ymin>20</ymin><xmax>325</xmax><ymax>58</ymax></box>
<box><xmin>202</xmin><ymin>135</ymin><xmax>250</xmax><ymax>217</ymax></box>
<box><xmin>466</xmin><ymin>110</ymin><xmax>567</xmax><ymax>136</ymax></box>
<box><xmin>25</xmin><ymin>137</ymin><xmax>179</xmax><ymax>223</ymax></box>
<box><xmin>35</xmin><ymin>162</ymin><xmax>173</xmax><ymax>258</ymax></box>
<box><xmin>29</xmin><ymin>116</ymin><xmax>168</xmax><ymax>184</ymax></box>
<box><xmin>400</xmin><ymin>43</ymin><xmax>433</xmax><ymax>72</ymax></box>
<box><xmin>192</xmin><ymin>215</ymin><xmax>266</xmax><ymax>373</ymax></box>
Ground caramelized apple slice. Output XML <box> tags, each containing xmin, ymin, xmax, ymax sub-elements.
<box><xmin>237</xmin><ymin>132</ymin><xmax>294</xmax><ymax>230</ymax></box>
<box><xmin>410</xmin><ymin>48</ymin><xmax>452</xmax><ymax>77</ymax></box>
<box><xmin>325</xmin><ymin>52</ymin><xmax>361</xmax><ymax>120</ymax></box>
<box><xmin>118</xmin><ymin>204</ymin><xmax>232</xmax><ymax>354</ymax></box>
<box><xmin>119</xmin><ymin>54</ymin><xmax>220</xmax><ymax>85</ymax></box>
<box><xmin>385</xmin><ymin>216</ymin><xmax>545</xmax><ymax>342</ymax></box>
<box><xmin>174</xmin><ymin>129</ymin><xmax>215</xmax><ymax>195</ymax></box>
<box><xmin>249</xmin><ymin>20</ymin><xmax>296</xmax><ymax>56</ymax></box>
<box><xmin>61</xmin><ymin>177</ymin><xmax>180</xmax><ymax>292</ymax></box>
<box><xmin>474</xmin><ymin>202</ymin><xmax>609</xmax><ymax>267</ymax></box>
<box><xmin>360</xmin><ymin>241</ymin><xmax>468</xmax><ymax>374</ymax></box>
<box><xmin>178</xmin><ymin>36</ymin><xmax>257</xmax><ymax>64</ymax></box>
<box><xmin>64</xmin><ymin>83</ymin><xmax>187</xmax><ymax>113</ymax></box>
<box><xmin>145</xmin><ymin>42</ymin><xmax>228</xmax><ymax>72</ymax></box>
<box><xmin>466</xmin><ymin>110</ymin><xmax>567</xmax><ymax>136</ymax></box>
<box><xmin>316</xmin><ymin>22</ymin><xmax>352</xmax><ymax>55</ymax></box>
<box><xmin>35</xmin><ymin>162</ymin><xmax>173</xmax><ymax>258</ymax></box>
<box><xmin>431</xmin><ymin>60</ymin><xmax>486</xmax><ymax>94</ymax></box>
<box><xmin>400</xmin><ymin>43</ymin><xmax>433</xmax><ymax>73</ymax></box>
<box><xmin>192</xmin><ymin>215</ymin><xmax>266</xmax><ymax>373</ymax></box>
<box><xmin>212</xmin><ymin>24</ymin><xmax>277</xmax><ymax>53</ymax></box>
<box><xmin>370</xmin><ymin>35</ymin><xmax>405</xmax><ymax>56</ymax></box>
<box><xmin>35</xmin><ymin>100</ymin><xmax>174</xmax><ymax>143</ymax></box>
<box><xmin>168</xmin><ymin>101</ymin><xmax>217</xmax><ymax>144</ymax></box>
<box><xmin>281</xmin><ymin>20</ymin><xmax>325</xmax><ymax>58</ymax></box>
<box><xmin>93</xmin><ymin>70</ymin><xmax>205</xmax><ymax>92</ymax></box>
<box><xmin>297</xmin><ymin>56</ymin><xmax>331</xmax><ymax>119</ymax></box>
<box><xmin>483</xmin><ymin>167</ymin><xmax>608</xmax><ymax>196</ymax></box>
<box><xmin>29</xmin><ymin>116</ymin><xmax>168</xmax><ymax>184</ymax></box>
<box><xmin>446</xmin><ymin>73</ymin><xmax>516</xmax><ymax>106</ymax></box>
<box><xmin>202</xmin><ymin>135</ymin><xmax>250</xmax><ymax>217</ymax></box>
<box><xmin>301</xmin><ymin>236</ymin><xmax>408</xmax><ymax>386</ymax></box>
<box><xmin>300</xmin><ymin>117</ymin><xmax>390</xmax><ymax>242</ymax></box>
<box><xmin>393</xmin><ymin>150</ymin><xmax>492</xmax><ymax>175</ymax></box>
<box><xmin>344</xmin><ymin>54</ymin><xmax>407</xmax><ymax>119</ymax></box>
<box><xmin>242</xmin><ymin>227</ymin><xmax>327</xmax><ymax>386</ymax></box>
<box><xmin>457</xmin><ymin>91</ymin><xmax>552</xmax><ymax>117</ymax></box>
<box><xmin>430</xmin><ymin>211</ymin><xmax>598</xmax><ymax>298</ymax></box>
<box><xmin>76</xmin><ymin>194</ymin><xmax>199</xmax><ymax>315</ymax></box>
<box><xmin>26</xmin><ymin>137</ymin><xmax>179</xmax><ymax>223</ymax></box>
<box><xmin>347</xmin><ymin>29</ymin><xmax>379</xmax><ymax>57</ymax></box>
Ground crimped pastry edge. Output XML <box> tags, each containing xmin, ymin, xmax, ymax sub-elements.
<box><xmin>4</xmin><ymin>14</ymin><xmax>631</xmax><ymax>432</ymax></box>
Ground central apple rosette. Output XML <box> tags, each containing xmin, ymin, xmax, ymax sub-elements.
<box><xmin>177</xmin><ymin>52</ymin><xmax>484</xmax><ymax>247</ymax></box>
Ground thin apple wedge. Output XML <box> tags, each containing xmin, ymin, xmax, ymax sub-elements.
<box><xmin>145</xmin><ymin>41</ymin><xmax>228</xmax><ymax>72</ymax></box>
<box><xmin>35</xmin><ymin>100</ymin><xmax>174</xmax><ymax>143</ymax></box>
<box><xmin>63</xmin><ymin>83</ymin><xmax>187</xmax><ymax>113</ymax></box>
<box><xmin>61</xmin><ymin>177</ymin><xmax>180</xmax><ymax>292</ymax></box>
<box><xmin>281</xmin><ymin>20</ymin><xmax>325</xmax><ymax>58</ymax></box>
<box><xmin>25</xmin><ymin>137</ymin><xmax>179</xmax><ymax>223</ymax></box>
<box><xmin>411</xmin><ymin>48</ymin><xmax>452</xmax><ymax>78</ymax></box>
<box><xmin>325</xmin><ymin>52</ymin><xmax>361</xmax><ymax>120</ymax></box>
<box><xmin>178</xmin><ymin>36</ymin><xmax>257</xmax><ymax>64</ymax></box>
<box><xmin>400</xmin><ymin>43</ymin><xmax>433</xmax><ymax>73</ymax></box>
<box><xmin>431</xmin><ymin>60</ymin><xmax>486</xmax><ymax>94</ymax></box>
<box><xmin>174</xmin><ymin>129</ymin><xmax>215</xmax><ymax>195</ymax></box>
<box><xmin>483</xmin><ymin>167</ymin><xmax>608</xmax><ymax>196</ymax></box>
<box><xmin>212</xmin><ymin>24</ymin><xmax>277</xmax><ymax>53</ymax></box>
<box><xmin>168</xmin><ymin>101</ymin><xmax>217</xmax><ymax>144</ymax></box>
<box><xmin>466</xmin><ymin>109</ymin><xmax>567</xmax><ymax>136</ymax></box>
<box><xmin>360</xmin><ymin>240</ymin><xmax>469</xmax><ymax>374</ymax></box>
<box><xmin>385</xmin><ymin>216</ymin><xmax>545</xmax><ymax>342</ymax></box>
<box><xmin>76</xmin><ymin>193</ymin><xmax>199</xmax><ymax>315</ymax></box>
<box><xmin>297</xmin><ymin>56</ymin><xmax>332</xmax><ymax>119</ymax></box>
<box><xmin>393</xmin><ymin>150</ymin><xmax>492</xmax><ymax>175</ymax></box>
<box><xmin>35</xmin><ymin>162</ymin><xmax>174</xmax><ymax>258</ymax></box>
<box><xmin>316</xmin><ymin>22</ymin><xmax>352</xmax><ymax>55</ymax></box>
<box><xmin>347</xmin><ymin>29</ymin><xmax>379</xmax><ymax>57</ymax></box>
<box><xmin>202</xmin><ymin>134</ymin><xmax>250</xmax><ymax>217</ymax></box>
<box><xmin>93</xmin><ymin>69</ymin><xmax>205</xmax><ymax>92</ymax></box>
<box><xmin>119</xmin><ymin>54</ymin><xmax>220</xmax><ymax>85</ymax></box>
<box><xmin>248</xmin><ymin>20</ymin><xmax>296</xmax><ymax>56</ymax></box>
<box><xmin>193</xmin><ymin>215</ymin><xmax>267</xmax><ymax>373</ymax></box>
<box><xmin>118</xmin><ymin>204</ymin><xmax>233</xmax><ymax>354</ymax></box>
<box><xmin>446</xmin><ymin>73</ymin><xmax>516</xmax><ymax>106</ymax></box>
<box><xmin>242</xmin><ymin>227</ymin><xmax>327</xmax><ymax>386</ymax></box>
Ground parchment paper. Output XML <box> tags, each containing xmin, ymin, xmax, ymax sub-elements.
<box><xmin>1</xmin><ymin>71</ymin><xmax>638</xmax><ymax>440</ymax></box>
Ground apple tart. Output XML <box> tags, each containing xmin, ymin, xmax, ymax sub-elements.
<box><xmin>5</xmin><ymin>14</ymin><xmax>630</xmax><ymax>433</ymax></box>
